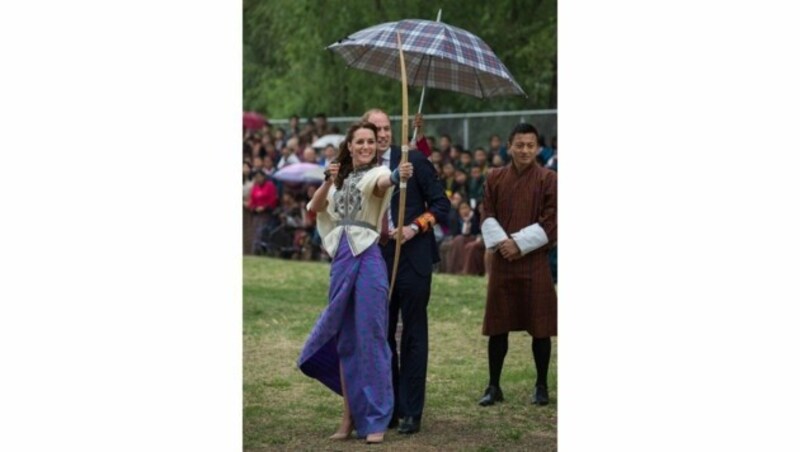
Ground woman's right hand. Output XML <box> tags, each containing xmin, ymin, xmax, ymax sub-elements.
<box><xmin>326</xmin><ymin>162</ymin><xmax>340</xmax><ymax>182</ymax></box>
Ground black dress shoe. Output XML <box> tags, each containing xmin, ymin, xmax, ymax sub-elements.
<box><xmin>397</xmin><ymin>416</ymin><xmax>421</xmax><ymax>434</ymax></box>
<box><xmin>388</xmin><ymin>416</ymin><xmax>399</xmax><ymax>429</ymax></box>
<box><xmin>532</xmin><ymin>384</ymin><xmax>549</xmax><ymax>406</ymax></box>
<box><xmin>478</xmin><ymin>385</ymin><xmax>504</xmax><ymax>406</ymax></box>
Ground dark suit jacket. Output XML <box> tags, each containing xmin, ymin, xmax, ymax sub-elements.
<box><xmin>380</xmin><ymin>145</ymin><xmax>450</xmax><ymax>277</ymax></box>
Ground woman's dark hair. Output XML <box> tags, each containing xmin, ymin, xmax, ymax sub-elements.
<box><xmin>333</xmin><ymin>121</ymin><xmax>379</xmax><ymax>189</ymax></box>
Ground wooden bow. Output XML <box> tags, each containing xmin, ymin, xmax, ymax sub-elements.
<box><xmin>389</xmin><ymin>31</ymin><xmax>409</xmax><ymax>298</ymax></box>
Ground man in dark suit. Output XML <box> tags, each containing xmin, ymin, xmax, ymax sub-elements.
<box><xmin>363</xmin><ymin>109</ymin><xmax>450</xmax><ymax>435</ymax></box>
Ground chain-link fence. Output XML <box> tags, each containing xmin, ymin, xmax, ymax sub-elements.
<box><xmin>270</xmin><ymin>110</ymin><xmax>557</xmax><ymax>150</ymax></box>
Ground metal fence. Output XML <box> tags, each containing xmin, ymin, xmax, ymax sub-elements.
<box><xmin>269</xmin><ymin>110</ymin><xmax>557</xmax><ymax>151</ymax></box>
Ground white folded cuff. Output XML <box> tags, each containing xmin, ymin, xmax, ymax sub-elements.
<box><xmin>481</xmin><ymin>217</ymin><xmax>509</xmax><ymax>250</ymax></box>
<box><xmin>510</xmin><ymin>223</ymin><xmax>549</xmax><ymax>256</ymax></box>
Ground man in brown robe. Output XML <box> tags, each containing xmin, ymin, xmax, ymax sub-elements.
<box><xmin>477</xmin><ymin>123</ymin><xmax>557</xmax><ymax>407</ymax></box>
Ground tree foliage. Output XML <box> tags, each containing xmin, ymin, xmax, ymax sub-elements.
<box><xmin>243</xmin><ymin>0</ymin><xmax>556</xmax><ymax>118</ymax></box>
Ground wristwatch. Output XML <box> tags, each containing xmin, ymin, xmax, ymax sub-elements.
<box><xmin>409</xmin><ymin>223</ymin><xmax>420</xmax><ymax>234</ymax></box>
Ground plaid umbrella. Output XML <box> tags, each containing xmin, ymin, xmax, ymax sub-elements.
<box><xmin>328</xmin><ymin>18</ymin><xmax>525</xmax><ymax>99</ymax></box>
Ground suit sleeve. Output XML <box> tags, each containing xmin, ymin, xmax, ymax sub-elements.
<box><xmin>412</xmin><ymin>152</ymin><xmax>450</xmax><ymax>226</ymax></box>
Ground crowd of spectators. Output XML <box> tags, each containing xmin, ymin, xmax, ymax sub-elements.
<box><xmin>242</xmin><ymin>112</ymin><xmax>557</xmax><ymax>278</ymax></box>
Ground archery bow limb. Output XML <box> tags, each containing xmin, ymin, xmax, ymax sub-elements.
<box><xmin>389</xmin><ymin>31</ymin><xmax>409</xmax><ymax>299</ymax></box>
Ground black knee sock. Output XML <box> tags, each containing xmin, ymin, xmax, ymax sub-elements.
<box><xmin>532</xmin><ymin>337</ymin><xmax>551</xmax><ymax>387</ymax></box>
<box><xmin>488</xmin><ymin>333</ymin><xmax>509</xmax><ymax>387</ymax></box>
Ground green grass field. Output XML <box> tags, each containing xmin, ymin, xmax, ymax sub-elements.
<box><xmin>244</xmin><ymin>256</ymin><xmax>557</xmax><ymax>451</ymax></box>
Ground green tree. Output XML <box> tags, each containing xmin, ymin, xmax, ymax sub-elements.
<box><xmin>243</xmin><ymin>0</ymin><xmax>557</xmax><ymax>118</ymax></box>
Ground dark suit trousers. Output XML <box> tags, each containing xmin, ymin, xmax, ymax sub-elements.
<box><xmin>386</xmin><ymin>256</ymin><xmax>430</xmax><ymax>421</ymax></box>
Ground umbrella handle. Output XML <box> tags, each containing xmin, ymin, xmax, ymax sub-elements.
<box><xmin>411</xmin><ymin>85</ymin><xmax>427</xmax><ymax>143</ymax></box>
<box><xmin>410</xmin><ymin>10</ymin><xmax>440</xmax><ymax>143</ymax></box>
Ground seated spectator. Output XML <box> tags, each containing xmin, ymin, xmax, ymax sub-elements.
<box><xmin>457</xmin><ymin>148</ymin><xmax>473</xmax><ymax>173</ymax></box>
<box><xmin>490</xmin><ymin>153</ymin><xmax>505</xmax><ymax>168</ymax></box>
<box><xmin>462</xmin><ymin>201</ymin><xmax>487</xmax><ymax>276</ymax></box>
<box><xmin>473</xmin><ymin>147</ymin><xmax>489</xmax><ymax>175</ymax></box>
<box><xmin>466</xmin><ymin>165</ymin><xmax>486</xmax><ymax>205</ymax></box>
<box><xmin>441</xmin><ymin>162</ymin><xmax>458</xmax><ymax>198</ymax></box>
<box><xmin>445</xmin><ymin>201</ymin><xmax>481</xmax><ymax>274</ymax></box>
<box><xmin>453</xmin><ymin>168</ymin><xmax>468</xmax><ymax>198</ymax></box>
<box><xmin>436</xmin><ymin>192</ymin><xmax>464</xmax><ymax>273</ymax></box>
<box><xmin>429</xmin><ymin>149</ymin><xmax>443</xmax><ymax>166</ymax></box>
<box><xmin>432</xmin><ymin>162</ymin><xmax>442</xmax><ymax>179</ymax></box>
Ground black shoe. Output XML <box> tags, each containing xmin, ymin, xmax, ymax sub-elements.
<box><xmin>532</xmin><ymin>384</ymin><xmax>549</xmax><ymax>406</ymax></box>
<box><xmin>478</xmin><ymin>385</ymin><xmax>504</xmax><ymax>406</ymax></box>
<box><xmin>397</xmin><ymin>416</ymin><xmax>421</xmax><ymax>434</ymax></box>
<box><xmin>388</xmin><ymin>416</ymin><xmax>399</xmax><ymax>429</ymax></box>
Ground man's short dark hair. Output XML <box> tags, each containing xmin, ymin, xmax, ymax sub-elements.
<box><xmin>508</xmin><ymin>123</ymin><xmax>540</xmax><ymax>145</ymax></box>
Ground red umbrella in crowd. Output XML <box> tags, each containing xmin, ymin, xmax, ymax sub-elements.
<box><xmin>243</xmin><ymin>111</ymin><xmax>266</xmax><ymax>131</ymax></box>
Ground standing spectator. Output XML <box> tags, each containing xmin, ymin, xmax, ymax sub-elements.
<box><xmin>277</xmin><ymin>139</ymin><xmax>300</xmax><ymax>169</ymax></box>
<box><xmin>302</xmin><ymin>146</ymin><xmax>320</xmax><ymax>165</ymax></box>
<box><xmin>252</xmin><ymin>157</ymin><xmax>264</xmax><ymax>174</ymax></box>
<box><xmin>243</xmin><ymin>162</ymin><xmax>255</xmax><ymax>255</ymax></box>
<box><xmin>320</xmin><ymin>144</ymin><xmax>337</xmax><ymax>167</ymax></box>
<box><xmin>425</xmin><ymin>136</ymin><xmax>436</xmax><ymax>154</ymax></box>
<box><xmin>247</xmin><ymin>171</ymin><xmax>279</xmax><ymax>255</ymax></box>
<box><xmin>477</xmin><ymin>123</ymin><xmax>557</xmax><ymax>408</ymax></box>
<box><xmin>287</xmin><ymin>114</ymin><xmax>301</xmax><ymax>138</ymax></box>
<box><xmin>262</xmin><ymin>156</ymin><xmax>276</xmax><ymax>177</ymax></box>
<box><xmin>544</xmin><ymin>136</ymin><xmax>557</xmax><ymax>171</ymax></box>
<box><xmin>313</xmin><ymin>113</ymin><xmax>331</xmax><ymax>137</ymax></box>
<box><xmin>489</xmin><ymin>133</ymin><xmax>508</xmax><ymax>164</ymax></box>
<box><xmin>274</xmin><ymin>127</ymin><xmax>287</xmax><ymax>152</ymax></box>
<box><xmin>438</xmin><ymin>134</ymin><xmax>453</xmax><ymax>162</ymax></box>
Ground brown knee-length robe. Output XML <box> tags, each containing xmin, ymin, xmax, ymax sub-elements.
<box><xmin>482</xmin><ymin>163</ymin><xmax>557</xmax><ymax>337</ymax></box>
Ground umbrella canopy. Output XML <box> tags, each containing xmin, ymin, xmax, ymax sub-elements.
<box><xmin>312</xmin><ymin>134</ymin><xmax>346</xmax><ymax>149</ymax></box>
<box><xmin>328</xmin><ymin>19</ymin><xmax>525</xmax><ymax>99</ymax></box>
<box><xmin>272</xmin><ymin>162</ymin><xmax>325</xmax><ymax>183</ymax></box>
<box><xmin>243</xmin><ymin>111</ymin><xmax>265</xmax><ymax>130</ymax></box>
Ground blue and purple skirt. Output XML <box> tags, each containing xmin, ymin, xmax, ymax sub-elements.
<box><xmin>297</xmin><ymin>238</ymin><xmax>393</xmax><ymax>435</ymax></box>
